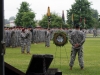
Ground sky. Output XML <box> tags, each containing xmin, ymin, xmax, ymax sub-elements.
<box><xmin>4</xmin><ymin>0</ymin><xmax>100</xmax><ymax>20</ymax></box>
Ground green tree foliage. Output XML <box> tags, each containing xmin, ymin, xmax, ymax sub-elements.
<box><xmin>9</xmin><ymin>16</ymin><xmax>15</xmax><ymax>21</ymax></box>
<box><xmin>91</xmin><ymin>9</ymin><xmax>98</xmax><ymax>19</ymax></box>
<box><xmin>67</xmin><ymin>0</ymin><xmax>93</xmax><ymax>28</ymax></box>
<box><xmin>39</xmin><ymin>13</ymin><xmax>67</xmax><ymax>28</ymax></box>
<box><xmin>15</xmin><ymin>1</ymin><xmax>36</xmax><ymax>27</ymax></box>
<box><xmin>22</xmin><ymin>12</ymin><xmax>35</xmax><ymax>27</ymax></box>
<box><xmin>91</xmin><ymin>9</ymin><xmax>99</xmax><ymax>28</ymax></box>
<box><xmin>4</xmin><ymin>19</ymin><xmax>9</xmax><ymax>25</ymax></box>
<box><xmin>91</xmin><ymin>9</ymin><xmax>100</xmax><ymax>28</ymax></box>
<box><xmin>99</xmin><ymin>15</ymin><xmax>100</xmax><ymax>27</ymax></box>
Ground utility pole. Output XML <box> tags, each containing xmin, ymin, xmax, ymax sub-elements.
<box><xmin>0</xmin><ymin>0</ymin><xmax>5</xmax><ymax>75</ymax></box>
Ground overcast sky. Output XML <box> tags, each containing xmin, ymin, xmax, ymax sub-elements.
<box><xmin>4</xmin><ymin>0</ymin><xmax>100</xmax><ymax>20</ymax></box>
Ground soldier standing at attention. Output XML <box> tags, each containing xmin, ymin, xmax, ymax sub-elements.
<box><xmin>69</xmin><ymin>24</ymin><xmax>85</xmax><ymax>70</ymax></box>
<box><xmin>20</xmin><ymin>28</ymin><xmax>26</xmax><ymax>54</ymax></box>
<box><xmin>25</xmin><ymin>27</ymin><xmax>32</xmax><ymax>54</ymax></box>
<box><xmin>93</xmin><ymin>28</ymin><xmax>97</xmax><ymax>37</ymax></box>
<box><xmin>45</xmin><ymin>29</ymin><xmax>50</xmax><ymax>47</ymax></box>
<box><xmin>11</xmin><ymin>27</ymin><xmax>16</xmax><ymax>48</ymax></box>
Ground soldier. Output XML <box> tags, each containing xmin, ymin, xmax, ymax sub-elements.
<box><xmin>93</xmin><ymin>28</ymin><xmax>97</xmax><ymax>37</ymax></box>
<box><xmin>68</xmin><ymin>28</ymin><xmax>73</xmax><ymax>36</ymax></box>
<box><xmin>69</xmin><ymin>24</ymin><xmax>85</xmax><ymax>70</ymax></box>
<box><xmin>45</xmin><ymin>29</ymin><xmax>50</xmax><ymax>47</ymax></box>
<box><xmin>25</xmin><ymin>27</ymin><xmax>32</xmax><ymax>54</ymax></box>
<box><xmin>33</xmin><ymin>28</ymin><xmax>38</xmax><ymax>44</ymax></box>
<box><xmin>20</xmin><ymin>28</ymin><xmax>26</xmax><ymax>54</ymax></box>
<box><xmin>11</xmin><ymin>27</ymin><xmax>16</xmax><ymax>48</ymax></box>
<box><xmin>81</xmin><ymin>28</ymin><xmax>87</xmax><ymax>37</ymax></box>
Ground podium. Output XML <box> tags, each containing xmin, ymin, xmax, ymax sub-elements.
<box><xmin>5</xmin><ymin>54</ymin><xmax>62</xmax><ymax>75</ymax></box>
<box><xmin>26</xmin><ymin>54</ymin><xmax>53</xmax><ymax>75</ymax></box>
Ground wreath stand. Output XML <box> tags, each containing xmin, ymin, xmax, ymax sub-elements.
<box><xmin>53</xmin><ymin>31</ymin><xmax>69</xmax><ymax>69</ymax></box>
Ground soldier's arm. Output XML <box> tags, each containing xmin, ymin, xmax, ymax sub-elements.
<box><xmin>78</xmin><ymin>33</ymin><xmax>85</xmax><ymax>46</ymax></box>
<box><xmin>69</xmin><ymin>34</ymin><xmax>74</xmax><ymax>46</ymax></box>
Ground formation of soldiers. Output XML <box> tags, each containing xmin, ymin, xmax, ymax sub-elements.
<box><xmin>4</xmin><ymin>26</ymin><xmax>33</xmax><ymax>53</ymax></box>
<box><xmin>4</xmin><ymin>26</ymin><xmax>99</xmax><ymax>49</ymax></box>
<box><xmin>3</xmin><ymin>27</ymin><xmax>69</xmax><ymax>48</ymax></box>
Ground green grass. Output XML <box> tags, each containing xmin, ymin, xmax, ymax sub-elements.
<box><xmin>4</xmin><ymin>38</ymin><xmax>100</xmax><ymax>75</ymax></box>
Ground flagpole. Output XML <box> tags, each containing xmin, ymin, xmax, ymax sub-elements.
<box><xmin>84</xmin><ymin>18</ymin><xmax>85</xmax><ymax>28</ymax></box>
<box><xmin>72</xmin><ymin>13</ymin><xmax>74</xmax><ymax>28</ymax></box>
<box><xmin>62</xmin><ymin>10</ymin><xmax>65</xmax><ymax>29</ymax></box>
<box><xmin>48</xmin><ymin>18</ymin><xmax>50</xmax><ymax>29</ymax></box>
<box><xmin>61</xmin><ymin>23</ymin><xmax>62</xmax><ymax>29</ymax></box>
<box><xmin>48</xmin><ymin>22</ymin><xmax>49</xmax><ymax>29</ymax></box>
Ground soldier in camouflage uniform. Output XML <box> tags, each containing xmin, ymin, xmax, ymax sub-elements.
<box><xmin>20</xmin><ymin>28</ymin><xmax>26</xmax><ymax>54</ymax></box>
<box><xmin>25</xmin><ymin>27</ymin><xmax>32</xmax><ymax>54</ymax></box>
<box><xmin>45</xmin><ymin>29</ymin><xmax>50</xmax><ymax>47</ymax></box>
<box><xmin>93</xmin><ymin>28</ymin><xmax>97</xmax><ymax>37</ymax></box>
<box><xmin>69</xmin><ymin>24</ymin><xmax>85</xmax><ymax>70</ymax></box>
<box><xmin>11</xmin><ymin>27</ymin><xmax>16</xmax><ymax>48</ymax></box>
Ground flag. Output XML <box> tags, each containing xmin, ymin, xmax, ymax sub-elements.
<box><xmin>47</xmin><ymin>6</ymin><xmax>50</xmax><ymax>17</ymax></box>
<box><xmin>72</xmin><ymin>13</ymin><xmax>74</xmax><ymax>22</ymax></box>
<box><xmin>62</xmin><ymin>10</ymin><xmax>65</xmax><ymax>24</ymax></box>
<box><xmin>47</xmin><ymin>6</ymin><xmax>51</xmax><ymax>22</ymax></box>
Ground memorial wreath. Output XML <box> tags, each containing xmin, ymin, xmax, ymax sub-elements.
<box><xmin>53</xmin><ymin>31</ymin><xmax>68</xmax><ymax>46</ymax></box>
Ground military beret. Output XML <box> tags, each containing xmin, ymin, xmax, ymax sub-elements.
<box><xmin>22</xmin><ymin>28</ymin><xmax>25</xmax><ymax>31</ymax></box>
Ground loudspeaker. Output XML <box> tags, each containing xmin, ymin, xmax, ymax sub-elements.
<box><xmin>26</xmin><ymin>54</ymin><xmax>53</xmax><ymax>75</ymax></box>
<box><xmin>5</xmin><ymin>62</ymin><xmax>25</xmax><ymax>75</ymax></box>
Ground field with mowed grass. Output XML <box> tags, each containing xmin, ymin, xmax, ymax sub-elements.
<box><xmin>5</xmin><ymin>38</ymin><xmax>100</xmax><ymax>75</ymax></box>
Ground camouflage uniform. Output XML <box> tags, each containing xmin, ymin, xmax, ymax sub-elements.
<box><xmin>69</xmin><ymin>29</ymin><xmax>85</xmax><ymax>68</ymax></box>
<box><xmin>93</xmin><ymin>28</ymin><xmax>97</xmax><ymax>37</ymax></box>
<box><xmin>25</xmin><ymin>29</ymin><xmax>32</xmax><ymax>53</ymax></box>
<box><xmin>45</xmin><ymin>29</ymin><xmax>50</xmax><ymax>47</ymax></box>
<box><xmin>20</xmin><ymin>29</ymin><xmax>26</xmax><ymax>53</ymax></box>
<box><xmin>11</xmin><ymin>29</ymin><xmax>16</xmax><ymax>48</ymax></box>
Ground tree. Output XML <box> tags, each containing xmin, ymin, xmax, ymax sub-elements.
<box><xmin>67</xmin><ymin>0</ymin><xmax>93</xmax><ymax>28</ymax></box>
<box><xmin>22</xmin><ymin>12</ymin><xmax>35</xmax><ymax>27</ymax></box>
<box><xmin>9</xmin><ymin>16</ymin><xmax>15</xmax><ymax>21</ymax></box>
<box><xmin>4</xmin><ymin>19</ymin><xmax>9</xmax><ymax>25</ymax></box>
<box><xmin>15</xmin><ymin>1</ymin><xmax>36</xmax><ymax>27</ymax></box>
<box><xmin>91</xmin><ymin>9</ymin><xmax>99</xmax><ymax>28</ymax></box>
<box><xmin>39</xmin><ymin>12</ymin><xmax>68</xmax><ymax>28</ymax></box>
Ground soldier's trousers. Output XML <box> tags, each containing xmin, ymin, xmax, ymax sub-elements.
<box><xmin>26</xmin><ymin>42</ymin><xmax>31</xmax><ymax>53</ymax></box>
<box><xmin>69</xmin><ymin>47</ymin><xmax>84</xmax><ymax>68</ymax></box>
<box><xmin>21</xmin><ymin>43</ymin><xmax>26</xmax><ymax>53</ymax></box>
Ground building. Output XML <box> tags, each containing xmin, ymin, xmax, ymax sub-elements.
<box><xmin>9</xmin><ymin>20</ymin><xmax>16</xmax><ymax>27</ymax></box>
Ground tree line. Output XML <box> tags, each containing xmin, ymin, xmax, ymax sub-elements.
<box><xmin>5</xmin><ymin>0</ymin><xmax>100</xmax><ymax>28</ymax></box>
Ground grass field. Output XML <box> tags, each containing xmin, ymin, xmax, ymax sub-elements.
<box><xmin>4</xmin><ymin>38</ymin><xmax>100</xmax><ymax>75</ymax></box>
